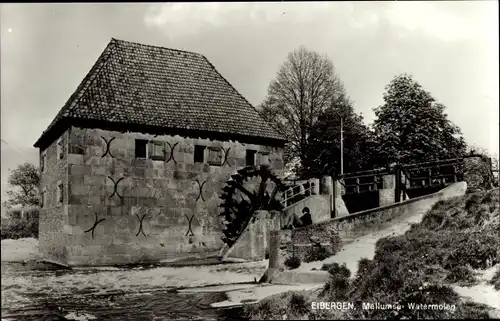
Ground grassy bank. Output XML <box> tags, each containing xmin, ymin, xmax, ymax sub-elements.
<box><xmin>245</xmin><ymin>188</ymin><xmax>500</xmax><ymax>320</ymax></box>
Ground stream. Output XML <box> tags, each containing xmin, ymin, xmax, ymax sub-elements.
<box><xmin>1</xmin><ymin>262</ymin><xmax>255</xmax><ymax>320</ymax></box>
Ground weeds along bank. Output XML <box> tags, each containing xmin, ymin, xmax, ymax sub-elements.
<box><xmin>1</xmin><ymin>209</ymin><xmax>39</xmax><ymax>240</ymax></box>
<box><xmin>245</xmin><ymin>188</ymin><xmax>500</xmax><ymax>320</ymax></box>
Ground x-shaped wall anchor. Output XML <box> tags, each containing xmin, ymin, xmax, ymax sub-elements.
<box><xmin>84</xmin><ymin>212</ymin><xmax>106</xmax><ymax>240</ymax></box>
<box><xmin>221</xmin><ymin>147</ymin><xmax>231</xmax><ymax>166</ymax></box>
<box><xmin>194</xmin><ymin>179</ymin><xmax>207</xmax><ymax>202</ymax></box>
<box><xmin>108</xmin><ymin>176</ymin><xmax>124</xmax><ymax>198</ymax></box>
<box><xmin>185</xmin><ymin>214</ymin><xmax>195</xmax><ymax>236</ymax></box>
<box><xmin>135</xmin><ymin>212</ymin><xmax>150</xmax><ymax>237</ymax></box>
<box><xmin>101</xmin><ymin>136</ymin><xmax>116</xmax><ymax>158</ymax></box>
<box><xmin>166</xmin><ymin>142</ymin><xmax>179</xmax><ymax>163</ymax></box>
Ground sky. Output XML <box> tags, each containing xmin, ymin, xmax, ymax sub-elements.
<box><xmin>1</xmin><ymin>2</ymin><xmax>498</xmax><ymax>203</ymax></box>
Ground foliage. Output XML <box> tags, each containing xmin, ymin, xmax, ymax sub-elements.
<box><xmin>243</xmin><ymin>290</ymin><xmax>311</xmax><ymax>320</ymax></box>
<box><xmin>320</xmin><ymin>263</ymin><xmax>351</xmax><ymax>300</ymax></box>
<box><xmin>490</xmin><ymin>267</ymin><xmax>500</xmax><ymax>290</ymax></box>
<box><xmin>1</xmin><ymin>208</ymin><xmax>39</xmax><ymax>240</ymax></box>
<box><xmin>444</xmin><ymin>265</ymin><xmax>476</xmax><ymax>285</ymax></box>
<box><xmin>247</xmin><ymin>189</ymin><xmax>499</xmax><ymax>320</ymax></box>
<box><xmin>284</xmin><ymin>255</ymin><xmax>301</xmax><ymax>270</ymax></box>
<box><xmin>258</xmin><ymin>46</ymin><xmax>348</xmax><ymax>169</ymax></box>
<box><xmin>304</xmin><ymin>245</ymin><xmax>332</xmax><ymax>263</ymax></box>
<box><xmin>2</xmin><ymin>162</ymin><xmax>40</xmax><ymax>209</ymax></box>
<box><xmin>303</xmin><ymin>95</ymin><xmax>377</xmax><ymax>178</ymax></box>
<box><xmin>372</xmin><ymin>74</ymin><xmax>467</xmax><ymax>166</ymax></box>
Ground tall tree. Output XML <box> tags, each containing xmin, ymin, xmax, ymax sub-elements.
<box><xmin>2</xmin><ymin>162</ymin><xmax>40</xmax><ymax>209</ymax></box>
<box><xmin>303</xmin><ymin>92</ymin><xmax>377</xmax><ymax>178</ymax></box>
<box><xmin>259</xmin><ymin>46</ymin><xmax>345</xmax><ymax>167</ymax></box>
<box><xmin>372</xmin><ymin>74</ymin><xmax>467</xmax><ymax>165</ymax></box>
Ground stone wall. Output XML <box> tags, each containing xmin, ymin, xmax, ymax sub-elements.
<box><xmin>43</xmin><ymin>126</ymin><xmax>284</xmax><ymax>266</ymax></box>
<box><xmin>281</xmin><ymin>195</ymin><xmax>332</xmax><ymax>228</ymax></box>
<box><xmin>39</xmin><ymin>129</ymin><xmax>70</xmax><ymax>264</ymax></box>
<box><xmin>223</xmin><ymin>210</ymin><xmax>280</xmax><ymax>261</ymax></box>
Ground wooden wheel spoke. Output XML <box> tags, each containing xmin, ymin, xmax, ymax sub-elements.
<box><xmin>233</xmin><ymin>182</ymin><xmax>256</xmax><ymax>202</ymax></box>
<box><xmin>220</xmin><ymin>166</ymin><xmax>285</xmax><ymax>247</ymax></box>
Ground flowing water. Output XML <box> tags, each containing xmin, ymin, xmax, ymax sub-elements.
<box><xmin>1</xmin><ymin>262</ymin><xmax>257</xmax><ymax>320</ymax></box>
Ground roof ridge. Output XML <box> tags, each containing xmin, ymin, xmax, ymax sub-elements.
<box><xmin>111</xmin><ymin>37</ymin><xmax>204</xmax><ymax>57</ymax></box>
<box><xmin>34</xmin><ymin>39</ymin><xmax>287</xmax><ymax>148</ymax></box>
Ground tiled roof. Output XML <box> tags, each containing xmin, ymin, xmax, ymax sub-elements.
<box><xmin>34</xmin><ymin>38</ymin><xmax>286</xmax><ymax>147</ymax></box>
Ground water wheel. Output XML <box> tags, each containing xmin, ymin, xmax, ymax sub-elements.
<box><xmin>219</xmin><ymin>165</ymin><xmax>287</xmax><ymax>247</ymax></box>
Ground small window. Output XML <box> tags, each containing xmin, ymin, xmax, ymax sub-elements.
<box><xmin>149</xmin><ymin>141</ymin><xmax>166</xmax><ymax>161</ymax></box>
<box><xmin>246</xmin><ymin>150</ymin><xmax>256</xmax><ymax>166</ymax></box>
<box><xmin>40</xmin><ymin>154</ymin><xmax>46</xmax><ymax>172</ymax></box>
<box><xmin>69</xmin><ymin>136</ymin><xmax>85</xmax><ymax>155</ymax></box>
<box><xmin>57</xmin><ymin>182</ymin><xmax>64</xmax><ymax>204</ymax></box>
<box><xmin>40</xmin><ymin>191</ymin><xmax>45</xmax><ymax>208</ymax></box>
<box><xmin>259</xmin><ymin>152</ymin><xmax>270</xmax><ymax>166</ymax></box>
<box><xmin>135</xmin><ymin>139</ymin><xmax>148</xmax><ymax>158</ymax></box>
<box><xmin>208</xmin><ymin>147</ymin><xmax>223</xmax><ymax>166</ymax></box>
<box><xmin>57</xmin><ymin>138</ymin><xmax>65</xmax><ymax>159</ymax></box>
<box><xmin>194</xmin><ymin>145</ymin><xmax>206</xmax><ymax>163</ymax></box>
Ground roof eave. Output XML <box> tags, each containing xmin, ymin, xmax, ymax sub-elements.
<box><xmin>34</xmin><ymin>118</ymin><xmax>287</xmax><ymax>150</ymax></box>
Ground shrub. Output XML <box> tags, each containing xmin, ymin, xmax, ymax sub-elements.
<box><xmin>444</xmin><ymin>265</ymin><xmax>476</xmax><ymax>284</ymax></box>
<box><xmin>456</xmin><ymin>302</ymin><xmax>492</xmax><ymax>319</ymax></box>
<box><xmin>284</xmin><ymin>256</ymin><xmax>301</xmax><ymax>270</ymax></box>
<box><xmin>289</xmin><ymin>292</ymin><xmax>309</xmax><ymax>316</ymax></box>
<box><xmin>1</xmin><ymin>210</ymin><xmax>39</xmax><ymax>240</ymax></box>
<box><xmin>321</xmin><ymin>263</ymin><xmax>352</xmax><ymax>301</ymax></box>
<box><xmin>321</xmin><ymin>262</ymin><xmax>351</xmax><ymax>278</ymax></box>
<box><xmin>244</xmin><ymin>291</ymin><xmax>312</xmax><ymax>320</ymax></box>
<box><xmin>304</xmin><ymin>245</ymin><xmax>332</xmax><ymax>263</ymax></box>
<box><xmin>490</xmin><ymin>267</ymin><xmax>500</xmax><ymax>290</ymax></box>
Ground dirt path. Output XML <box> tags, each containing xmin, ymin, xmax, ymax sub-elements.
<box><xmin>296</xmin><ymin>209</ymin><xmax>427</xmax><ymax>275</ymax></box>
<box><xmin>452</xmin><ymin>266</ymin><xmax>500</xmax><ymax>312</ymax></box>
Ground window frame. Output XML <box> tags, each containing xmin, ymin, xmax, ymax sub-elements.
<box><xmin>57</xmin><ymin>138</ymin><xmax>64</xmax><ymax>160</ymax></box>
<box><xmin>56</xmin><ymin>182</ymin><xmax>64</xmax><ymax>205</ymax></box>
<box><xmin>194</xmin><ymin>145</ymin><xmax>206</xmax><ymax>163</ymax></box>
<box><xmin>135</xmin><ymin>139</ymin><xmax>149</xmax><ymax>159</ymax></box>
<box><xmin>207</xmin><ymin>146</ymin><xmax>223</xmax><ymax>166</ymax></box>
<box><xmin>149</xmin><ymin>140</ymin><xmax>166</xmax><ymax>161</ymax></box>
<box><xmin>40</xmin><ymin>153</ymin><xmax>46</xmax><ymax>173</ymax></box>
<box><xmin>246</xmin><ymin>149</ymin><xmax>257</xmax><ymax>166</ymax></box>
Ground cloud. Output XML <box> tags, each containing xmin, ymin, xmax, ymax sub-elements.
<box><xmin>381</xmin><ymin>1</ymin><xmax>497</xmax><ymax>43</ymax></box>
<box><xmin>144</xmin><ymin>2</ymin><xmax>352</xmax><ymax>37</ymax></box>
<box><xmin>144</xmin><ymin>1</ymin><xmax>498</xmax><ymax>45</ymax></box>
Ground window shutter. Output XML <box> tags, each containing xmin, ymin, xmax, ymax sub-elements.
<box><xmin>260</xmin><ymin>152</ymin><xmax>270</xmax><ymax>166</ymax></box>
<box><xmin>208</xmin><ymin>147</ymin><xmax>222</xmax><ymax>166</ymax></box>
<box><xmin>150</xmin><ymin>141</ymin><xmax>166</xmax><ymax>161</ymax></box>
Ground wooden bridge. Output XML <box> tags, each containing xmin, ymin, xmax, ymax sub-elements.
<box><xmin>340</xmin><ymin>154</ymin><xmax>494</xmax><ymax>203</ymax></box>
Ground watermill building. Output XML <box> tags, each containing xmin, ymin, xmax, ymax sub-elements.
<box><xmin>34</xmin><ymin>38</ymin><xmax>286</xmax><ymax>266</ymax></box>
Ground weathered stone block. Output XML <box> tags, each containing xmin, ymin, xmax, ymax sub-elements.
<box><xmin>68</xmin><ymin>154</ymin><xmax>84</xmax><ymax>165</ymax></box>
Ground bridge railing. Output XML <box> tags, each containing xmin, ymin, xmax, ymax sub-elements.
<box><xmin>281</xmin><ymin>179</ymin><xmax>317</xmax><ymax>208</ymax></box>
<box><xmin>338</xmin><ymin>154</ymin><xmax>486</xmax><ymax>196</ymax></box>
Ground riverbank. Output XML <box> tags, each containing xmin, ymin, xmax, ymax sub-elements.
<box><xmin>244</xmin><ymin>189</ymin><xmax>500</xmax><ymax>320</ymax></box>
